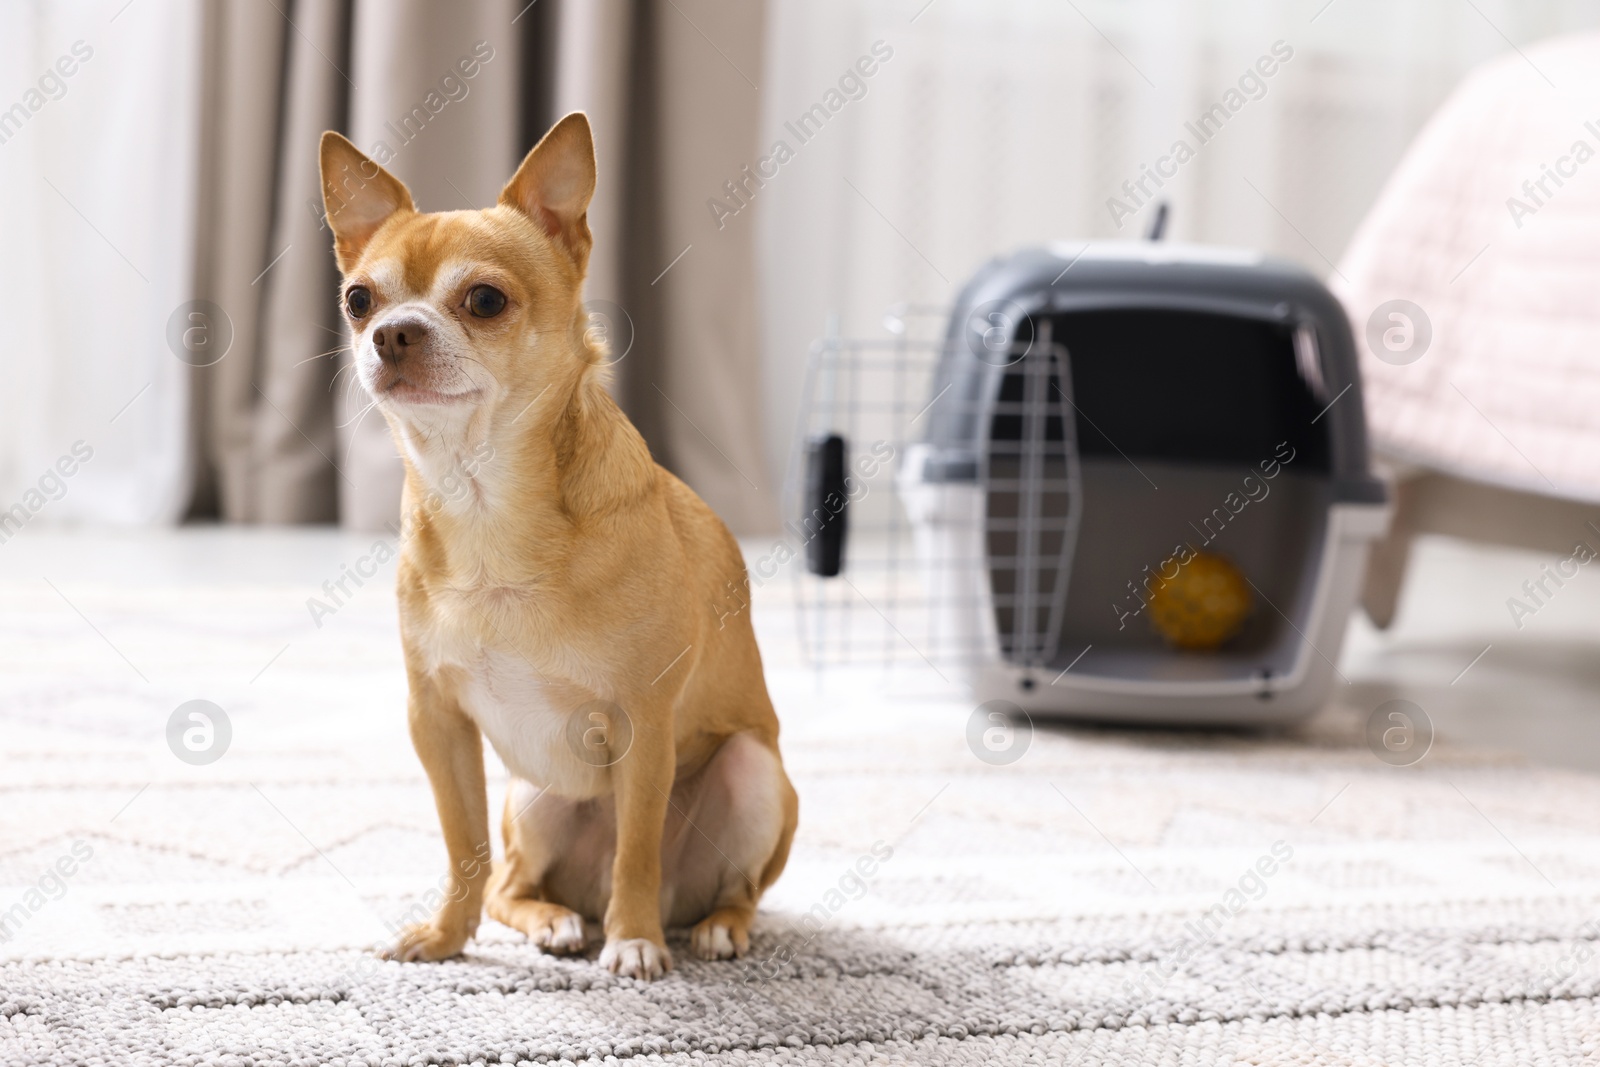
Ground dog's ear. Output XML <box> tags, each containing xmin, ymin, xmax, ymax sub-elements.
<box><xmin>319</xmin><ymin>131</ymin><xmax>415</xmax><ymax>271</ymax></box>
<box><xmin>500</xmin><ymin>112</ymin><xmax>596</xmax><ymax>268</ymax></box>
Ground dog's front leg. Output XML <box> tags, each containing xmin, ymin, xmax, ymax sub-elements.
<box><xmin>600</xmin><ymin>708</ymin><xmax>675</xmax><ymax>979</ymax></box>
<box><xmin>383</xmin><ymin>673</ymin><xmax>491</xmax><ymax>962</ymax></box>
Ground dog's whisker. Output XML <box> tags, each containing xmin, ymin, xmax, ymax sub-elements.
<box><xmin>336</xmin><ymin>399</ymin><xmax>378</xmax><ymax>431</ymax></box>
<box><xmin>342</xmin><ymin>403</ymin><xmax>379</xmax><ymax>469</ymax></box>
<box><xmin>294</xmin><ymin>345</ymin><xmax>351</xmax><ymax>369</ymax></box>
<box><xmin>329</xmin><ymin>362</ymin><xmax>357</xmax><ymax>395</ymax></box>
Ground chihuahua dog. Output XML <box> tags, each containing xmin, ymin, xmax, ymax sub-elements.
<box><xmin>318</xmin><ymin>113</ymin><xmax>797</xmax><ymax>980</ymax></box>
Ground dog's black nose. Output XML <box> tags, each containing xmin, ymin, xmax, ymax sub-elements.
<box><xmin>372</xmin><ymin>318</ymin><xmax>430</xmax><ymax>365</ymax></box>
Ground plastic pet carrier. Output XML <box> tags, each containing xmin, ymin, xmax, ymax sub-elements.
<box><xmin>787</xmin><ymin>241</ymin><xmax>1390</xmax><ymax>724</ymax></box>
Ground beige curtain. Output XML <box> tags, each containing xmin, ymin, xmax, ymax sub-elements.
<box><xmin>601</xmin><ymin>0</ymin><xmax>775</xmax><ymax>534</ymax></box>
<box><xmin>189</xmin><ymin>0</ymin><xmax>311</xmax><ymax>523</ymax></box>
<box><xmin>185</xmin><ymin>0</ymin><xmax>774</xmax><ymax>535</ymax></box>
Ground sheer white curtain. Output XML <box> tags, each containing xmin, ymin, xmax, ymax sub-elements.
<box><xmin>2</xmin><ymin>0</ymin><xmax>776</xmax><ymax>535</ymax></box>
<box><xmin>0</xmin><ymin>0</ymin><xmax>200</xmax><ymax>525</ymax></box>
<box><xmin>755</xmin><ymin>0</ymin><xmax>1600</xmax><ymax>482</ymax></box>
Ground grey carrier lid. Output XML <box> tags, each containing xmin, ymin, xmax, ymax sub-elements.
<box><xmin>920</xmin><ymin>241</ymin><xmax>1386</xmax><ymax>507</ymax></box>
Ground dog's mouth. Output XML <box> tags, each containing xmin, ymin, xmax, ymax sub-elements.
<box><xmin>378</xmin><ymin>376</ymin><xmax>482</xmax><ymax>407</ymax></box>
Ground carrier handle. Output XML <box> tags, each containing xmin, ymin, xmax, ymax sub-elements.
<box><xmin>803</xmin><ymin>433</ymin><xmax>848</xmax><ymax>577</ymax></box>
<box><xmin>1146</xmin><ymin>201</ymin><xmax>1170</xmax><ymax>241</ymax></box>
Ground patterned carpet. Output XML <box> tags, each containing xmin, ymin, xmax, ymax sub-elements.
<box><xmin>4</xmin><ymin>534</ymin><xmax>1600</xmax><ymax>1065</ymax></box>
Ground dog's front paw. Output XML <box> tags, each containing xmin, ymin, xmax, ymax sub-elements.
<box><xmin>380</xmin><ymin>921</ymin><xmax>469</xmax><ymax>962</ymax></box>
<box><xmin>600</xmin><ymin>937</ymin><xmax>673</xmax><ymax>980</ymax></box>
<box><xmin>690</xmin><ymin>914</ymin><xmax>750</xmax><ymax>960</ymax></box>
<box><xmin>519</xmin><ymin>902</ymin><xmax>587</xmax><ymax>955</ymax></box>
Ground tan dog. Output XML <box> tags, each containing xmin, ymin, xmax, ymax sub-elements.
<box><xmin>318</xmin><ymin>113</ymin><xmax>797</xmax><ymax>980</ymax></box>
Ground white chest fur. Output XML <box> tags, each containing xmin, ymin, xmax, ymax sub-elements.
<box><xmin>452</xmin><ymin>649</ymin><xmax>609</xmax><ymax>798</ymax></box>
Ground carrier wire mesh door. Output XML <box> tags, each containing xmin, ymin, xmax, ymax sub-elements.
<box><xmin>788</xmin><ymin>313</ymin><xmax>1083</xmax><ymax>686</ymax></box>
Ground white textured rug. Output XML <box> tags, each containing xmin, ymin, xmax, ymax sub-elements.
<box><xmin>5</xmin><ymin>537</ymin><xmax>1600</xmax><ymax>1065</ymax></box>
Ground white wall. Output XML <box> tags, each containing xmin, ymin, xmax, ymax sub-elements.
<box><xmin>754</xmin><ymin>0</ymin><xmax>1600</xmax><ymax>489</ymax></box>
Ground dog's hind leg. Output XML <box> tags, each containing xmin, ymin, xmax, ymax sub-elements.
<box><xmin>485</xmin><ymin>780</ymin><xmax>590</xmax><ymax>954</ymax></box>
<box><xmin>674</xmin><ymin>732</ymin><xmax>798</xmax><ymax>961</ymax></box>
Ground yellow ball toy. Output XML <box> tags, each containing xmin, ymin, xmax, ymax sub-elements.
<box><xmin>1147</xmin><ymin>552</ymin><xmax>1253</xmax><ymax>650</ymax></box>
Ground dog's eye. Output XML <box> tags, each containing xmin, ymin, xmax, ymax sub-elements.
<box><xmin>345</xmin><ymin>286</ymin><xmax>372</xmax><ymax>318</ymax></box>
<box><xmin>467</xmin><ymin>285</ymin><xmax>507</xmax><ymax>319</ymax></box>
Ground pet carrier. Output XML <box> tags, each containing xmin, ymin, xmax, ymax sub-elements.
<box><xmin>787</xmin><ymin>241</ymin><xmax>1390</xmax><ymax>724</ymax></box>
